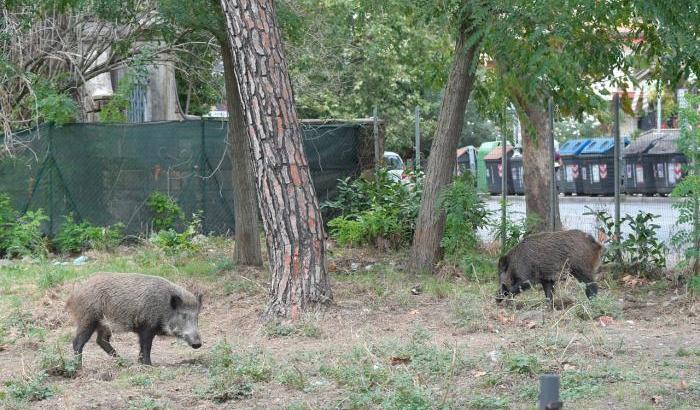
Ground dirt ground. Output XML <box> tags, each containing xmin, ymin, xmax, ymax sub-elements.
<box><xmin>0</xmin><ymin>244</ymin><xmax>698</xmax><ymax>409</ymax></box>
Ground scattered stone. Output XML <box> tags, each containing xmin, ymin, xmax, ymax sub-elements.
<box><xmin>73</xmin><ymin>255</ymin><xmax>89</xmax><ymax>266</ymax></box>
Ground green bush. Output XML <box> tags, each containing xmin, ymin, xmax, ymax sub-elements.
<box><xmin>54</xmin><ymin>215</ymin><xmax>124</xmax><ymax>254</ymax></box>
<box><xmin>671</xmin><ymin>93</ymin><xmax>699</xmax><ymax>277</ymax></box>
<box><xmin>5</xmin><ymin>210</ymin><xmax>48</xmax><ymax>259</ymax></box>
<box><xmin>325</xmin><ymin>169</ymin><xmax>421</xmax><ymax>249</ymax></box>
<box><xmin>146</xmin><ymin>192</ymin><xmax>184</xmax><ymax>232</ymax></box>
<box><xmin>439</xmin><ymin>173</ymin><xmax>492</xmax><ymax>260</ymax></box>
<box><xmin>585</xmin><ymin>207</ymin><xmax>666</xmax><ymax>277</ymax></box>
<box><xmin>149</xmin><ymin>213</ymin><xmax>202</xmax><ymax>254</ymax></box>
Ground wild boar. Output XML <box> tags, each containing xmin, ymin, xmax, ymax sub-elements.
<box><xmin>495</xmin><ymin>229</ymin><xmax>602</xmax><ymax>307</ymax></box>
<box><xmin>66</xmin><ymin>272</ymin><xmax>203</xmax><ymax>365</ymax></box>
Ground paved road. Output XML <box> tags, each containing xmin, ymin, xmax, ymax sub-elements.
<box><xmin>480</xmin><ymin>195</ymin><xmax>688</xmax><ymax>259</ymax></box>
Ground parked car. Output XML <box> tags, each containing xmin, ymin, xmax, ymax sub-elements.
<box><xmin>383</xmin><ymin>151</ymin><xmax>404</xmax><ymax>182</ymax></box>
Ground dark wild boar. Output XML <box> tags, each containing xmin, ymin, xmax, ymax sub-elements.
<box><xmin>66</xmin><ymin>272</ymin><xmax>203</xmax><ymax>365</ymax></box>
<box><xmin>495</xmin><ymin>229</ymin><xmax>602</xmax><ymax>307</ymax></box>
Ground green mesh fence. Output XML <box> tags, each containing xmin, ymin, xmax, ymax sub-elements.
<box><xmin>0</xmin><ymin>119</ymin><xmax>363</xmax><ymax>236</ymax></box>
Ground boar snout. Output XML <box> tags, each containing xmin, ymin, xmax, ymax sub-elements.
<box><xmin>184</xmin><ymin>331</ymin><xmax>202</xmax><ymax>349</ymax></box>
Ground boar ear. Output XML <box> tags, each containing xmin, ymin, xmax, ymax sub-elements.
<box><xmin>170</xmin><ymin>294</ymin><xmax>183</xmax><ymax>310</ymax></box>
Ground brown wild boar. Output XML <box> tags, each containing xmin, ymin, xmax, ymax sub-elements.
<box><xmin>66</xmin><ymin>272</ymin><xmax>203</xmax><ymax>365</ymax></box>
<box><xmin>495</xmin><ymin>229</ymin><xmax>602</xmax><ymax>307</ymax></box>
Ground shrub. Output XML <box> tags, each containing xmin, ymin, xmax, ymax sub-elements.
<box><xmin>324</xmin><ymin>169</ymin><xmax>421</xmax><ymax>249</ymax></box>
<box><xmin>5</xmin><ymin>210</ymin><xmax>48</xmax><ymax>258</ymax></box>
<box><xmin>146</xmin><ymin>192</ymin><xmax>184</xmax><ymax>232</ymax></box>
<box><xmin>671</xmin><ymin>93</ymin><xmax>699</xmax><ymax>276</ymax></box>
<box><xmin>489</xmin><ymin>209</ymin><xmax>539</xmax><ymax>255</ymax></box>
<box><xmin>585</xmin><ymin>207</ymin><xmax>666</xmax><ymax>277</ymax></box>
<box><xmin>2</xmin><ymin>372</ymin><xmax>54</xmax><ymax>402</ymax></box>
<box><xmin>149</xmin><ymin>212</ymin><xmax>201</xmax><ymax>254</ymax></box>
<box><xmin>38</xmin><ymin>342</ymin><xmax>80</xmax><ymax>378</ymax></box>
<box><xmin>439</xmin><ymin>173</ymin><xmax>492</xmax><ymax>260</ymax></box>
<box><xmin>53</xmin><ymin>215</ymin><xmax>124</xmax><ymax>254</ymax></box>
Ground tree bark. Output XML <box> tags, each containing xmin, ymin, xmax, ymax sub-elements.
<box><xmin>220</xmin><ymin>39</ymin><xmax>263</xmax><ymax>266</ymax></box>
<box><xmin>219</xmin><ymin>0</ymin><xmax>332</xmax><ymax>318</ymax></box>
<box><xmin>409</xmin><ymin>25</ymin><xmax>479</xmax><ymax>273</ymax></box>
<box><xmin>519</xmin><ymin>100</ymin><xmax>561</xmax><ymax>233</ymax></box>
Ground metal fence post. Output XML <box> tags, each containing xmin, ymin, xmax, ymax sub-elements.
<box><xmin>501</xmin><ymin>126</ymin><xmax>507</xmax><ymax>255</ymax></box>
<box><xmin>373</xmin><ymin>106</ymin><xmax>380</xmax><ymax>171</ymax></box>
<box><xmin>48</xmin><ymin>126</ymin><xmax>54</xmax><ymax>236</ymax></box>
<box><xmin>200</xmin><ymin>119</ymin><xmax>207</xmax><ymax>233</ymax></box>
<box><xmin>548</xmin><ymin>98</ymin><xmax>556</xmax><ymax>231</ymax></box>
<box><xmin>539</xmin><ymin>374</ymin><xmax>562</xmax><ymax>410</ymax></box>
<box><xmin>613</xmin><ymin>93</ymin><xmax>621</xmax><ymax>258</ymax></box>
<box><xmin>415</xmin><ymin>106</ymin><xmax>421</xmax><ymax>171</ymax></box>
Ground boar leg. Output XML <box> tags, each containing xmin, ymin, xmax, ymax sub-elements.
<box><xmin>73</xmin><ymin>321</ymin><xmax>98</xmax><ymax>361</ymax></box>
<box><xmin>137</xmin><ymin>328</ymin><xmax>157</xmax><ymax>365</ymax></box>
<box><xmin>542</xmin><ymin>280</ymin><xmax>555</xmax><ymax>309</ymax></box>
<box><xmin>571</xmin><ymin>268</ymin><xmax>598</xmax><ymax>299</ymax></box>
<box><xmin>96</xmin><ymin>325</ymin><xmax>118</xmax><ymax>357</ymax></box>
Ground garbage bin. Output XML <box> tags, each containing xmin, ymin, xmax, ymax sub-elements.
<box><xmin>477</xmin><ymin>141</ymin><xmax>501</xmax><ymax>193</ymax></box>
<box><xmin>558</xmin><ymin>138</ymin><xmax>592</xmax><ymax>195</ymax></box>
<box><xmin>624</xmin><ymin>131</ymin><xmax>665</xmax><ymax>195</ymax></box>
<box><xmin>643</xmin><ymin>130</ymin><xmax>686</xmax><ymax>195</ymax></box>
<box><xmin>484</xmin><ymin>145</ymin><xmax>514</xmax><ymax>195</ymax></box>
<box><xmin>510</xmin><ymin>151</ymin><xmax>524</xmax><ymax>195</ymax></box>
<box><xmin>579</xmin><ymin>137</ymin><xmax>629</xmax><ymax>196</ymax></box>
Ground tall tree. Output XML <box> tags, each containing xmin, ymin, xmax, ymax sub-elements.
<box><xmin>476</xmin><ymin>0</ymin><xmax>633</xmax><ymax>233</ymax></box>
<box><xmin>159</xmin><ymin>0</ymin><xmax>263</xmax><ymax>266</ymax></box>
<box><xmin>219</xmin><ymin>0</ymin><xmax>332</xmax><ymax>318</ymax></box>
<box><xmin>409</xmin><ymin>2</ymin><xmax>484</xmax><ymax>273</ymax></box>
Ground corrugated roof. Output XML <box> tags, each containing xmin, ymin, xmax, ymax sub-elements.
<box><xmin>647</xmin><ymin>132</ymin><xmax>681</xmax><ymax>155</ymax></box>
<box><xmin>559</xmin><ymin>139</ymin><xmax>592</xmax><ymax>156</ymax></box>
<box><xmin>484</xmin><ymin>145</ymin><xmax>513</xmax><ymax>161</ymax></box>
<box><xmin>625</xmin><ymin>128</ymin><xmax>680</xmax><ymax>156</ymax></box>
<box><xmin>580</xmin><ymin>137</ymin><xmax>614</xmax><ymax>155</ymax></box>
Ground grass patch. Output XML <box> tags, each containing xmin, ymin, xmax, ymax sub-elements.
<box><xmin>38</xmin><ymin>341</ymin><xmax>80</xmax><ymax>378</ymax></box>
<box><xmin>277</xmin><ymin>366</ymin><xmax>308</xmax><ymax>391</ymax></box>
<box><xmin>572</xmin><ymin>292</ymin><xmax>622</xmax><ymax>320</ymax></box>
<box><xmin>468</xmin><ymin>395</ymin><xmax>509</xmax><ymax>409</ymax></box>
<box><xmin>319</xmin><ymin>328</ymin><xmax>465</xmax><ymax>409</ymax></box>
<box><xmin>504</xmin><ymin>353</ymin><xmax>541</xmax><ymax>375</ymax></box>
<box><xmin>127</xmin><ymin>397</ymin><xmax>168</xmax><ymax>410</ymax></box>
<box><xmin>196</xmin><ymin>341</ymin><xmax>272</xmax><ymax>403</ymax></box>
<box><xmin>2</xmin><ymin>372</ymin><xmax>54</xmax><ymax>404</ymax></box>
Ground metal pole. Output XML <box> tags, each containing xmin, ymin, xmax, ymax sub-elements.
<box><xmin>501</xmin><ymin>124</ymin><xmax>507</xmax><ymax>254</ymax></box>
<box><xmin>200</xmin><ymin>119</ymin><xmax>207</xmax><ymax>233</ymax></box>
<box><xmin>415</xmin><ymin>106</ymin><xmax>421</xmax><ymax>171</ymax></box>
<box><xmin>657</xmin><ymin>80</ymin><xmax>662</xmax><ymax>134</ymax></box>
<box><xmin>48</xmin><ymin>126</ymin><xmax>54</xmax><ymax>236</ymax></box>
<box><xmin>539</xmin><ymin>374</ymin><xmax>562</xmax><ymax>410</ymax></box>
<box><xmin>373</xmin><ymin>106</ymin><xmax>380</xmax><ymax>170</ymax></box>
<box><xmin>548</xmin><ymin>98</ymin><xmax>556</xmax><ymax>231</ymax></box>
<box><xmin>613</xmin><ymin>93</ymin><xmax>621</xmax><ymax>257</ymax></box>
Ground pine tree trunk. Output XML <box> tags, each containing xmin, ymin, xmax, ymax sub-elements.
<box><xmin>409</xmin><ymin>26</ymin><xmax>479</xmax><ymax>273</ymax></box>
<box><xmin>520</xmin><ymin>101</ymin><xmax>561</xmax><ymax>233</ymax></box>
<box><xmin>219</xmin><ymin>0</ymin><xmax>332</xmax><ymax>318</ymax></box>
<box><xmin>220</xmin><ymin>39</ymin><xmax>262</xmax><ymax>266</ymax></box>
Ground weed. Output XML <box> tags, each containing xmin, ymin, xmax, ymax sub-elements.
<box><xmin>264</xmin><ymin>321</ymin><xmax>296</xmax><ymax>338</ymax></box>
<box><xmin>38</xmin><ymin>341</ymin><xmax>80</xmax><ymax>378</ymax></box>
<box><xmin>285</xmin><ymin>403</ymin><xmax>312</xmax><ymax>410</ymax></box>
<box><xmin>439</xmin><ymin>172</ymin><xmax>492</xmax><ymax>261</ymax></box>
<box><xmin>197</xmin><ymin>341</ymin><xmax>272</xmax><ymax>403</ymax></box>
<box><xmin>451</xmin><ymin>293</ymin><xmax>488</xmax><ymax>331</ymax></box>
<box><xmin>277</xmin><ymin>366</ymin><xmax>308</xmax><ymax>391</ymax></box>
<box><xmin>128</xmin><ymin>397</ymin><xmax>168</xmax><ymax>410</ymax></box>
<box><xmin>149</xmin><ymin>213</ymin><xmax>202</xmax><ymax>254</ymax></box>
<box><xmin>504</xmin><ymin>353</ymin><xmax>540</xmax><ymax>375</ymax></box>
<box><xmin>128</xmin><ymin>373</ymin><xmax>154</xmax><ymax>387</ymax></box>
<box><xmin>572</xmin><ymin>293</ymin><xmax>622</xmax><ymax>320</ymax></box>
<box><xmin>37</xmin><ymin>267</ymin><xmax>78</xmax><ymax>289</ymax></box>
<box><xmin>3</xmin><ymin>372</ymin><xmax>53</xmax><ymax>402</ymax></box>
<box><xmin>146</xmin><ymin>192</ymin><xmax>184</xmax><ymax>232</ymax></box>
<box><xmin>54</xmin><ymin>215</ymin><xmax>124</xmax><ymax>254</ymax></box>
<box><xmin>676</xmin><ymin>347</ymin><xmax>700</xmax><ymax>357</ymax></box>
<box><xmin>468</xmin><ymin>395</ymin><xmax>509</xmax><ymax>409</ymax></box>
<box><xmin>4</xmin><ymin>210</ymin><xmax>48</xmax><ymax>259</ymax></box>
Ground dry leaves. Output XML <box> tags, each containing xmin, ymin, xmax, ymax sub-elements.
<box><xmin>389</xmin><ymin>356</ymin><xmax>411</xmax><ymax>366</ymax></box>
<box><xmin>598</xmin><ymin>316</ymin><xmax>615</xmax><ymax>327</ymax></box>
<box><xmin>621</xmin><ymin>275</ymin><xmax>653</xmax><ymax>288</ymax></box>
